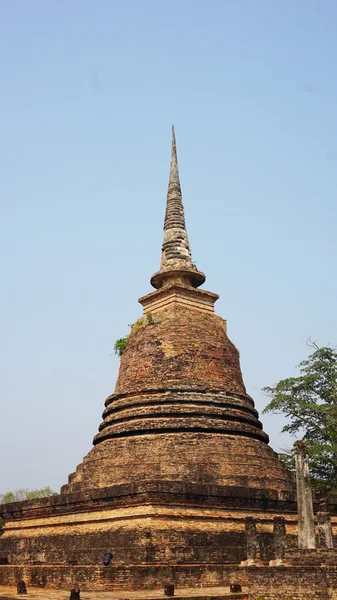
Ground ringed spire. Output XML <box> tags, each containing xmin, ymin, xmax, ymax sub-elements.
<box><xmin>151</xmin><ymin>126</ymin><xmax>205</xmax><ymax>289</ymax></box>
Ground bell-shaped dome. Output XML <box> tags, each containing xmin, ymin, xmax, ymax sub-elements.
<box><xmin>93</xmin><ymin>304</ymin><xmax>268</xmax><ymax>445</ymax></box>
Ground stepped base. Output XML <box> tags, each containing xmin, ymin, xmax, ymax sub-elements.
<box><xmin>0</xmin><ymin>584</ymin><xmax>247</xmax><ymax>600</ymax></box>
<box><xmin>0</xmin><ymin>564</ymin><xmax>245</xmax><ymax>591</ymax></box>
<box><xmin>2</xmin><ymin>561</ymin><xmax>337</xmax><ymax>599</ymax></box>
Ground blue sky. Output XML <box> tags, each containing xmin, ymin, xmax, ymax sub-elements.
<box><xmin>1</xmin><ymin>0</ymin><xmax>336</xmax><ymax>493</ymax></box>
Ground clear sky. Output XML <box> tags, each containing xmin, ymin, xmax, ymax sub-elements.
<box><xmin>1</xmin><ymin>0</ymin><xmax>337</xmax><ymax>494</ymax></box>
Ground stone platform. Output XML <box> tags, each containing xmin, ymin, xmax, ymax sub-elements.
<box><xmin>0</xmin><ymin>586</ymin><xmax>247</xmax><ymax>600</ymax></box>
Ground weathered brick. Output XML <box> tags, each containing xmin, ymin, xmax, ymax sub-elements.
<box><xmin>0</xmin><ymin>127</ymin><xmax>334</xmax><ymax>598</ymax></box>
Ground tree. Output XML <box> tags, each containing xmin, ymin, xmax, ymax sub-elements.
<box><xmin>0</xmin><ymin>487</ymin><xmax>56</xmax><ymax>504</ymax></box>
<box><xmin>262</xmin><ymin>344</ymin><xmax>337</xmax><ymax>492</ymax></box>
<box><xmin>0</xmin><ymin>490</ymin><xmax>26</xmax><ymax>503</ymax></box>
<box><xmin>25</xmin><ymin>487</ymin><xmax>57</xmax><ymax>500</ymax></box>
<box><xmin>0</xmin><ymin>487</ymin><xmax>57</xmax><ymax>535</ymax></box>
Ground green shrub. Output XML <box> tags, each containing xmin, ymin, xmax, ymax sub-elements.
<box><xmin>114</xmin><ymin>314</ymin><xmax>155</xmax><ymax>359</ymax></box>
<box><xmin>113</xmin><ymin>336</ymin><xmax>129</xmax><ymax>357</ymax></box>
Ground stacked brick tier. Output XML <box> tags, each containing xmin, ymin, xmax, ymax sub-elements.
<box><xmin>2</xmin><ymin>484</ymin><xmax>337</xmax><ymax>596</ymax></box>
<box><xmin>96</xmin><ymin>306</ymin><xmax>266</xmax><ymax>443</ymax></box>
<box><xmin>60</xmin><ymin>303</ymin><xmax>294</xmax><ymax>498</ymax></box>
<box><xmin>61</xmin><ymin>434</ymin><xmax>293</xmax><ymax>495</ymax></box>
<box><xmin>0</xmin><ymin>482</ymin><xmax>300</xmax><ymax>570</ymax></box>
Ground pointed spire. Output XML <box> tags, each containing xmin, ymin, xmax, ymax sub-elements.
<box><xmin>167</xmin><ymin>124</ymin><xmax>181</xmax><ymax>193</ymax></box>
<box><xmin>161</xmin><ymin>125</ymin><xmax>192</xmax><ymax>269</ymax></box>
<box><xmin>150</xmin><ymin>126</ymin><xmax>205</xmax><ymax>290</ymax></box>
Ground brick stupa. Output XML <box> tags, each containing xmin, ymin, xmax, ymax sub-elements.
<box><xmin>0</xmin><ymin>127</ymin><xmax>299</xmax><ymax>591</ymax></box>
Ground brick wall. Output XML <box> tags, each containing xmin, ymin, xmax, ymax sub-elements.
<box><xmin>63</xmin><ymin>433</ymin><xmax>294</xmax><ymax>496</ymax></box>
<box><xmin>2</xmin><ymin>563</ymin><xmax>337</xmax><ymax>597</ymax></box>
<box><xmin>247</xmin><ymin>565</ymin><xmax>329</xmax><ymax>599</ymax></box>
<box><xmin>0</xmin><ymin>564</ymin><xmax>246</xmax><ymax>591</ymax></box>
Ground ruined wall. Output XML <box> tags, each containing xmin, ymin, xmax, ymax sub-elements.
<box><xmin>0</xmin><ymin>505</ymin><xmax>299</xmax><ymax>566</ymax></box>
<box><xmin>247</xmin><ymin>565</ymin><xmax>337</xmax><ymax>600</ymax></box>
<box><xmin>0</xmin><ymin>564</ymin><xmax>246</xmax><ymax>591</ymax></box>
<box><xmin>2</xmin><ymin>563</ymin><xmax>337</xmax><ymax>597</ymax></box>
<box><xmin>0</xmin><ymin>481</ymin><xmax>302</xmax><ymax>573</ymax></box>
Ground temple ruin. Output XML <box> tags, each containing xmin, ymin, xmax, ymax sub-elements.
<box><xmin>1</xmin><ymin>127</ymin><xmax>337</xmax><ymax>599</ymax></box>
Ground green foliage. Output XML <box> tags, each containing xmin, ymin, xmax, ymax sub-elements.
<box><xmin>114</xmin><ymin>314</ymin><xmax>155</xmax><ymax>359</ymax></box>
<box><xmin>278</xmin><ymin>451</ymin><xmax>296</xmax><ymax>474</ymax></box>
<box><xmin>1</xmin><ymin>491</ymin><xmax>17</xmax><ymax>503</ymax></box>
<box><xmin>25</xmin><ymin>486</ymin><xmax>57</xmax><ymax>500</ymax></box>
<box><xmin>113</xmin><ymin>336</ymin><xmax>129</xmax><ymax>357</ymax></box>
<box><xmin>130</xmin><ymin>318</ymin><xmax>145</xmax><ymax>335</ymax></box>
<box><xmin>263</xmin><ymin>344</ymin><xmax>337</xmax><ymax>491</ymax></box>
<box><xmin>0</xmin><ymin>487</ymin><xmax>57</xmax><ymax>504</ymax></box>
<box><xmin>131</xmin><ymin>314</ymin><xmax>155</xmax><ymax>334</ymax></box>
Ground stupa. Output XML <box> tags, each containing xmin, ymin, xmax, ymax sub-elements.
<box><xmin>61</xmin><ymin>125</ymin><xmax>293</xmax><ymax>499</ymax></box>
<box><xmin>0</xmin><ymin>127</ymin><xmax>313</xmax><ymax>593</ymax></box>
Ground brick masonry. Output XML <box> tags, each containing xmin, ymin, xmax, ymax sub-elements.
<box><xmin>0</xmin><ymin>129</ymin><xmax>334</xmax><ymax>598</ymax></box>
<box><xmin>2</xmin><ymin>563</ymin><xmax>337</xmax><ymax>598</ymax></box>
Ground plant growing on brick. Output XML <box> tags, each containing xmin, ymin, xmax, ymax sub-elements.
<box><xmin>130</xmin><ymin>318</ymin><xmax>145</xmax><ymax>335</ymax></box>
<box><xmin>114</xmin><ymin>315</ymin><xmax>155</xmax><ymax>358</ymax></box>
<box><xmin>113</xmin><ymin>336</ymin><xmax>129</xmax><ymax>357</ymax></box>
